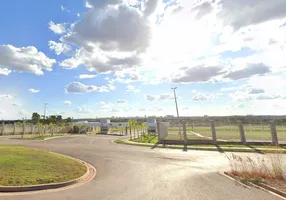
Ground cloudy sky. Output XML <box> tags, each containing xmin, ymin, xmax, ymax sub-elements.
<box><xmin>0</xmin><ymin>0</ymin><xmax>286</xmax><ymax>120</ymax></box>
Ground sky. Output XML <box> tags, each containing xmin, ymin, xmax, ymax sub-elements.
<box><xmin>0</xmin><ymin>0</ymin><xmax>286</xmax><ymax>120</ymax></box>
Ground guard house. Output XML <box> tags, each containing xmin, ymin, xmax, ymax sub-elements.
<box><xmin>100</xmin><ymin>119</ymin><xmax>110</xmax><ymax>134</ymax></box>
<box><xmin>146</xmin><ymin>117</ymin><xmax>157</xmax><ymax>133</ymax></box>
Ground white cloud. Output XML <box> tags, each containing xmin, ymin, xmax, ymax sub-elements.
<box><xmin>98</xmin><ymin>101</ymin><xmax>106</xmax><ymax>105</ymax></box>
<box><xmin>256</xmin><ymin>94</ymin><xmax>281</xmax><ymax>100</ymax></box>
<box><xmin>76</xmin><ymin>105</ymin><xmax>92</xmax><ymax>113</ymax></box>
<box><xmin>65</xmin><ymin>82</ymin><xmax>115</xmax><ymax>94</ymax></box>
<box><xmin>159</xmin><ymin>94</ymin><xmax>173</xmax><ymax>100</ymax></box>
<box><xmin>145</xmin><ymin>94</ymin><xmax>174</xmax><ymax>101</ymax></box>
<box><xmin>145</xmin><ymin>95</ymin><xmax>157</xmax><ymax>102</ymax></box>
<box><xmin>59</xmin><ymin>2</ymin><xmax>151</xmax><ymax>73</ymax></box>
<box><xmin>224</xmin><ymin>63</ymin><xmax>271</xmax><ymax>80</ymax></box>
<box><xmin>48</xmin><ymin>41</ymin><xmax>71</xmax><ymax>55</ymax></box>
<box><xmin>172</xmin><ymin>65</ymin><xmax>223</xmax><ymax>83</ymax></box>
<box><xmin>139</xmin><ymin>108</ymin><xmax>147</xmax><ymax>112</ymax></box>
<box><xmin>191</xmin><ymin>92</ymin><xmax>219</xmax><ymax>101</ymax></box>
<box><xmin>111</xmin><ymin>108</ymin><xmax>120</xmax><ymax>112</ymax></box>
<box><xmin>18</xmin><ymin>109</ymin><xmax>28</xmax><ymax>116</ymax></box>
<box><xmin>126</xmin><ymin>84</ymin><xmax>140</xmax><ymax>93</ymax></box>
<box><xmin>49</xmin><ymin>21</ymin><xmax>66</xmax><ymax>34</ymax></box>
<box><xmin>216</xmin><ymin>0</ymin><xmax>286</xmax><ymax>30</ymax></box>
<box><xmin>64</xmin><ymin>100</ymin><xmax>72</xmax><ymax>105</ymax></box>
<box><xmin>85</xmin><ymin>1</ymin><xmax>93</xmax><ymax>8</ymax></box>
<box><xmin>247</xmin><ymin>88</ymin><xmax>265</xmax><ymax>94</ymax></box>
<box><xmin>0</xmin><ymin>45</ymin><xmax>56</xmax><ymax>75</ymax></box>
<box><xmin>220</xmin><ymin>87</ymin><xmax>237</xmax><ymax>92</ymax></box>
<box><xmin>60</xmin><ymin>5</ymin><xmax>70</xmax><ymax>13</ymax></box>
<box><xmin>0</xmin><ymin>109</ymin><xmax>4</xmax><ymax>114</ymax></box>
<box><xmin>0</xmin><ymin>68</ymin><xmax>12</xmax><ymax>75</ymax></box>
<box><xmin>149</xmin><ymin>107</ymin><xmax>163</xmax><ymax>112</ymax></box>
<box><xmin>28</xmin><ymin>88</ymin><xmax>40</xmax><ymax>93</ymax></box>
<box><xmin>229</xmin><ymin>91</ymin><xmax>252</xmax><ymax>102</ymax></box>
<box><xmin>0</xmin><ymin>94</ymin><xmax>12</xmax><ymax>99</ymax></box>
<box><xmin>116</xmin><ymin>99</ymin><xmax>128</xmax><ymax>104</ymax></box>
<box><xmin>78</xmin><ymin>74</ymin><xmax>97</xmax><ymax>79</ymax></box>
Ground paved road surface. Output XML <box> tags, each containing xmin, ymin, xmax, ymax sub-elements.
<box><xmin>0</xmin><ymin>135</ymin><xmax>283</xmax><ymax>200</ymax></box>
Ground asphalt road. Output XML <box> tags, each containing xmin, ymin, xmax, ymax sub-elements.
<box><xmin>0</xmin><ymin>135</ymin><xmax>283</xmax><ymax>200</ymax></box>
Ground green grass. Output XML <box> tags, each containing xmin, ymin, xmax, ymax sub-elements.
<box><xmin>117</xmin><ymin>137</ymin><xmax>286</xmax><ymax>153</ymax></box>
<box><xmin>0</xmin><ymin>146</ymin><xmax>86</xmax><ymax>186</ymax></box>
<box><xmin>131</xmin><ymin>134</ymin><xmax>158</xmax><ymax>144</ymax></box>
<box><xmin>164</xmin><ymin>134</ymin><xmax>210</xmax><ymax>140</ymax></box>
<box><xmin>21</xmin><ymin>134</ymin><xmax>67</xmax><ymax>140</ymax></box>
<box><xmin>168</xmin><ymin>126</ymin><xmax>286</xmax><ymax>141</ymax></box>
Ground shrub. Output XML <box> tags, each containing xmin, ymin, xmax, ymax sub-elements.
<box><xmin>226</xmin><ymin>153</ymin><xmax>285</xmax><ymax>181</ymax></box>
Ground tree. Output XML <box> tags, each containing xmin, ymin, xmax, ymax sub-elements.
<box><xmin>32</xmin><ymin>112</ymin><xmax>40</xmax><ymax>125</ymax></box>
<box><xmin>65</xmin><ymin>117</ymin><xmax>72</xmax><ymax>124</ymax></box>
<box><xmin>56</xmin><ymin>115</ymin><xmax>62</xmax><ymax>124</ymax></box>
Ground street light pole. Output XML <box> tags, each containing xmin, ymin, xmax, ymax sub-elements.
<box><xmin>171</xmin><ymin>87</ymin><xmax>181</xmax><ymax>134</ymax></box>
<box><xmin>44</xmin><ymin>103</ymin><xmax>48</xmax><ymax>119</ymax></box>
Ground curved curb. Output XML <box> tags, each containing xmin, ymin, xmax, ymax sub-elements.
<box><xmin>0</xmin><ymin>153</ymin><xmax>96</xmax><ymax>193</ymax></box>
<box><xmin>222</xmin><ymin>172</ymin><xmax>286</xmax><ymax>200</ymax></box>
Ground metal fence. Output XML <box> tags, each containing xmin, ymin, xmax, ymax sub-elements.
<box><xmin>157</xmin><ymin>120</ymin><xmax>285</xmax><ymax>145</ymax></box>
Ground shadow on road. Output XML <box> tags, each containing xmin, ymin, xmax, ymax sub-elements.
<box><xmin>246</xmin><ymin>145</ymin><xmax>264</xmax><ymax>154</ymax></box>
<box><xmin>151</xmin><ymin>142</ymin><xmax>159</xmax><ymax>149</ymax></box>
<box><xmin>215</xmin><ymin>145</ymin><xmax>224</xmax><ymax>153</ymax></box>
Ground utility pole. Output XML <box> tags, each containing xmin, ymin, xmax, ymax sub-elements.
<box><xmin>171</xmin><ymin>87</ymin><xmax>181</xmax><ymax>134</ymax></box>
<box><xmin>44</xmin><ymin>103</ymin><xmax>48</xmax><ymax>119</ymax></box>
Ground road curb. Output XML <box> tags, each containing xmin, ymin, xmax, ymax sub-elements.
<box><xmin>0</xmin><ymin>152</ymin><xmax>96</xmax><ymax>193</ymax></box>
<box><xmin>222</xmin><ymin>172</ymin><xmax>286</xmax><ymax>199</ymax></box>
<box><xmin>113</xmin><ymin>139</ymin><xmax>286</xmax><ymax>153</ymax></box>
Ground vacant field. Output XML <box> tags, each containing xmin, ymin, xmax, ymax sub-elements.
<box><xmin>169</xmin><ymin>126</ymin><xmax>286</xmax><ymax>141</ymax></box>
<box><xmin>0</xmin><ymin>146</ymin><xmax>86</xmax><ymax>186</ymax></box>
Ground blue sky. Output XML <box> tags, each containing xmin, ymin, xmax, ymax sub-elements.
<box><xmin>0</xmin><ymin>0</ymin><xmax>286</xmax><ymax>120</ymax></box>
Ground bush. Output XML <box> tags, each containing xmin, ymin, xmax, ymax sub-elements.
<box><xmin>226</xmin><ymin>153</ymin><xmax>285</xmax><ymax>181</ymax></box>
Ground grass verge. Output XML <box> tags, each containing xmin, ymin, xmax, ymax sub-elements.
<box><xmin>226</xmin><ymin>153</ymin><xmax>285</xmax><ymax>181</ymax></box>
<box><xmin>115</xmin><ymin>134</ymin><xmax>286</xmax><ymax>153</ymax></box>
<box><xmin>0</xmin><ymin>146</ymin><xmax>86</xmax><ymax>186</ymax></box>
<box><xmin>225</xmin><ymin>153</ymin><xmax>286</xmax><ymax>194</ymax></box>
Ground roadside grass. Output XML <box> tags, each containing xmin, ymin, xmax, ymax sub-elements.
<box><xmin>131</xmin><ymin>134</ymin><xmax>158</xmax><ymax>144</ymax></box>
<box><xmin>226</xmin><ymin>153</ymin><xmax>285</xmax><ymax>182</ymax></box>
<box><xmin>126</xmin><ymin>134</ymin><xmax>286</xmax><ymax>152</ymax></box>
<box><xmin>21</xmin><ymin>134</ymin><xmax>67</xmax><ymax>140</ymax></box>
<box><xmin>0</xmin><ymin>146</ymin><xmax>86</xmax><ymax>186</ymax></box>
<box><xmin>16</xmin><ymin>133</ymin><xmax>88</xmax><ymax>140</ymax></box>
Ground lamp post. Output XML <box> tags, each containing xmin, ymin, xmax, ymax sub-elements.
<box><xmin>171</xmin><ymin>87</ymin><xmax>181</xmax><ymax>134</ymax></box>
<box><xmin>44</xmin><ymin>103</ymin><xmax>48</xmax><ymax>119</ymax></box>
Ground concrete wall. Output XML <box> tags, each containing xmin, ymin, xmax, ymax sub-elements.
<box><xmin>0</xmin><ymin>124</ymin><xmax>71</xmax><ymax>135</ymax></box>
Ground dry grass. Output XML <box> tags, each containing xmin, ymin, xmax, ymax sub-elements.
<box><xmin>226</xmin><ymin>153</ymin><xmax>285</xmax><ymax>182</ymax></box>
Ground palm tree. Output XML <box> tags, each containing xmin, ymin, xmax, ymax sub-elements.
<box><xmin>49</xmin><ymin>123</ymin><xmax>55</xmax><ymax>136</ymax></box>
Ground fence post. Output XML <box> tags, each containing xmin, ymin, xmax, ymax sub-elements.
<box><xmin>182</xmin><ymin>121</ymin><xmax>187</xmax><ymax>145</ymax></box>
<box><xmin>1</xmin><ymin>122</ymin><xmax>4</xmax><ymax>135</ymax></box>
<box><xmin>13</xmin><ymin>123</ymin><xmax>16</xmax><ymax>135</ymax></box>
<box><xmin>270</xmin><ymin>121</ymin><xmax>278</xmax><ymax>145</ymax></box>
<box><xmin>210</xmin><ymin>120</ymin><xmax>217</xmax><ymax>144</ymax></box>
<box><xmin>157</xmin><ymin>122</ymin><xmax>161</xmax><ymax>144</ymax></box>
<box><xmin>31</xmin><ymin>124</ymin><xmax>33</xmax><ymax>134</ymax></box>
<box><xmin>238</xmin><ymin>121</ymin><xmax>246</xmax><ymax>144</ymax></box>
<box><xmin>22</xmin><ymin>123</ymin><xmax>26</xmax><ymax>138</ymax></box>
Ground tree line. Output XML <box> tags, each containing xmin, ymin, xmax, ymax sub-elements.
<box><xmin>31</xmin><ymin>112</ymin><xmax>72</xmax><ymax>125</ymax></box>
